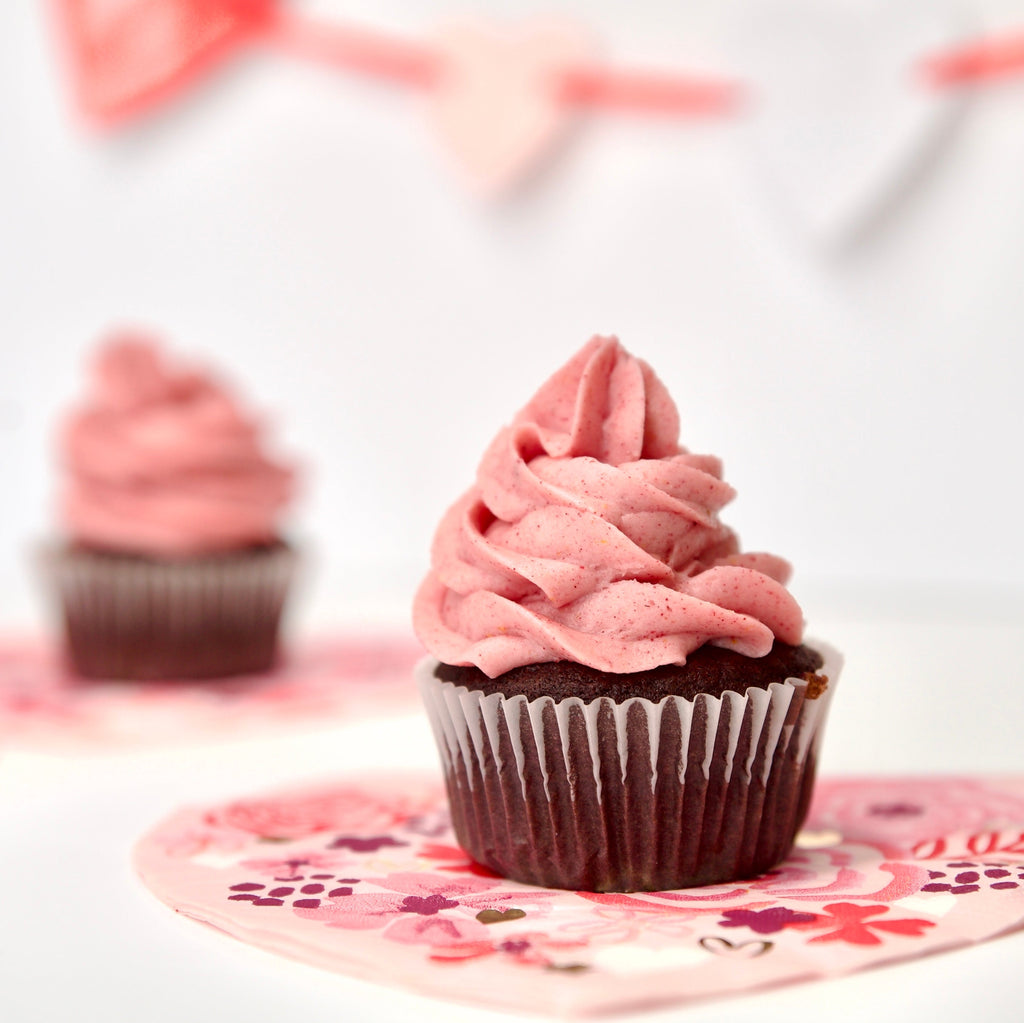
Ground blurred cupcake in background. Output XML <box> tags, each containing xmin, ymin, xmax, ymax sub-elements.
<box><xmin>43</xmin><ymin>332</ymin><xmax>298</xmax><ymax>680</ymax></box>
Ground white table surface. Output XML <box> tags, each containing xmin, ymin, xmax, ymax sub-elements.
<box><xmin>3</xmin><ymin>596</ymin><xmax>1023</xmax><ymax>1023</ymax></box>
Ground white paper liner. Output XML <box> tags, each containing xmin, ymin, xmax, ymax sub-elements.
<box><xmin>41</xmin><ymin>544</ymin><xmax>297</xmax><ymax>680</ymax></box>
<box><xmin>418</xmin><ymin>642</ymin><xmax>841</xmax><ymax>892</ymax></box>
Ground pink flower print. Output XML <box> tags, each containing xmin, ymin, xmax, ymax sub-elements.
<box><xmin>718</xmin><ymin>907</ymin><xmax>818</xmax><ymax>935</ymax></box>
<box><xmin>431</xmin><ymin>930</ymin><xmax>589</xmax><ymax>967</ymax></box>
<box><xmin>728</xmin><ymin>849</ymin><xmax>867</xmax><ymax>899</ymax></box>
<box><xmin>811</xmin><ymin>779</ymin><xmax>1024</xmax><ymax>853</ymax></box>
<box><xmin>597</xmin><ymin>847</ymin><xmax>928</xmax><ymax>910</ymax></box>
<box><xmin>294</xmin><ymin>873</ymin><xmax>492</xmax><ymax>931</ymax></box>
<box><xmin>206</xmin><ymin>785</ymin><xmax>434</xmax><ymax>840</ymax></box>
<box><xmin>368</xmin><ymin>871</ymin><xmax>501</xmax><ymax>899</ymax></box>
<box><xmin>385</xmin><ymin>911</ymin><xmax>489</xmax><ymax>947</ymax></box>
<box><xmin>157</xmin><ymin>820</ymin><xmax>250</xmax><ymax>858</ymax></box>
<box><xmin>237</xmin><ymin>852</ymin><xmax>351</xmax><ymax>881</ymax></box>
<box><xmin>294</xmin><ymin>869</ymin><xmax>560</xmax><ymax>955</ymax></box>
<box><xmin>557</xmin><ymin>907</ymin><xmax>699</xmax><ymax>947</ymax></box>
<box><xmin>417</xmin><ymin>842</ymin><xmax>502</xmax><ymax>878</ymax></box>
<box><xmin>554</xmin><ymin>908</ymin><xmax>646</xmax><ymax>946</ymax></box>
<box><xmin>578</xmin><ymin>858</ymin><xmax>837</xmax><ymax>909</ymax></box>
<box><xmin>557</xmin><ymin>892</ymin><xmax>725</xmax><ymax>946</ymax></box>
<box><xmin>723</xmin><ymin>847</ymin><xmax>928</xmax><ymax>903</ymax></box>
<box><xmin>296</xmin><ymin>891</ymin><xmax>409</xmax><ymax>930</ymax></box>
<box><xmin>373</xmin><ymin>872</ymin><xmax>552</xmax><ymax>917</ymax></box>
<box><xmin>805</xmin><ymin>903</ymin><xmax>934</xmax><ymax>946</ymax></box>
<box><xmin>293</xmin><ymin>873</ymin><xmax>496</xmax><ymax>948</ymax></box>
<box><xmin>576</xmin><ymin>890</ymin><xmax>747</xmax><ymax>914</ymax></box>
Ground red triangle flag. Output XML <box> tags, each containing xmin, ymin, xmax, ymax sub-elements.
<box><xmin>52</xmin><ymin>0</ymin><xmax>276</xmax><ymax>124</ymax></box>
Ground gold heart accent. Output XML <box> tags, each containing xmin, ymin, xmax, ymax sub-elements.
<box><xmin>476</xmin><ymin>908</ymin><xmax>527</xmax><ymax>924</ymax></box>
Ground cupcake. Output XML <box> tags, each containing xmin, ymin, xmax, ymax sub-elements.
<box><xmin>44</xmin><ymin>333</ymin><xmax>298</xmax><ymax>680</ymax></box>
<box><xmin>413</xmin><ymin>336</ymin><xmax>840</xmax><ymax>892</ymax></box>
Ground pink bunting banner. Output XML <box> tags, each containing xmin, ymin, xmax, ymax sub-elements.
<box><xmin>49</xmin><ymin>1</ymin><xmax>1024</xmax><ymax>194</ymax></box>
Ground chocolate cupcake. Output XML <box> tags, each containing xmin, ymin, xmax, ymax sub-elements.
<box><xmin>413</xmin><ymin>336</ymin><xmax>840</xmax><ymax>892</ymax></box>
<box><xmin>43</xmin><ymin>334</ymin><xmax>298</xmax><ymax>680</ymax></box>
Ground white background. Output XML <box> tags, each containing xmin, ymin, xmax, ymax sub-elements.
<box><xmin>1</xmin><ymin>2</ymin><xmax>1023</xmax><ymax>1021</ymax></box>
<box><xmin>1</xmin><ymin>0</ymin><xmax>1023</xmax><ymax>627</ymax></box>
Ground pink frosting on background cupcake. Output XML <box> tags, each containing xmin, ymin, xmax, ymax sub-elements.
<box><xmin>414</xmin><ymin>335</ymin><xmax>804</xmax><ymax>677</ymax></box>
<box><xmin>60</xmin><ymin>334</ymin><xmax>295</xmax><ymax>556</ymax></box>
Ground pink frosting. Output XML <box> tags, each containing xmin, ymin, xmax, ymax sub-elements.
<box><xmin>60</xmin><ymin>334</ymin><xmax>295</xmax><ymax>555</ymax></box>
<box><xmin>413</xmin><ymin>336</ymin><xmax>805</xmax><ymax>677</ymax></box>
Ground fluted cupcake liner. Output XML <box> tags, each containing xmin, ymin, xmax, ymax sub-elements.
<box><xmin>42</xmin><ymin>543</ymin><xmax>298</xmax><ymax>680</ymax></box>
<box><xmin>418</xmin><ymin>642</ymin><xmax>840</xmax><ymax>892</ymax></box>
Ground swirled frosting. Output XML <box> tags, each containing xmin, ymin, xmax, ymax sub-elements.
<box><xmin>60</xmin><ymin>335</ymin><xmax>295</xmax><ymax>555</ymax></box>
<box><xmin>413</xmin><ymin>336</ymin><xmax>804</xmax><ymax>677</ymax></box>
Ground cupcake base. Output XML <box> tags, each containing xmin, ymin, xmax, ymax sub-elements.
<box><xmin>418</xmin><ymin>643</ymin><xmax>839</xmax><ymax>892</ymax></box>
<box><xmin>43</xmin><ymin>542</ymin><xmax>297</xmax><ymax>681</ymax></box>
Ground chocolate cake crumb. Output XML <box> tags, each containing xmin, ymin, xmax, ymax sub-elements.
<box><xmin>803</xmin><ymin>672</ymin><xmax>829</xmax><ymax>700</ymax></box>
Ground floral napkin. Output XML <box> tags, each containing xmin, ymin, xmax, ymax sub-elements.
<box><xmin>135</xmin><ymin>772</ymin><xmax>1024</xmax><ymax>1016</ymax></box>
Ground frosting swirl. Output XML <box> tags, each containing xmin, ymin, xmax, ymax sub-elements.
<box><xmin>60</xmin><ymin>334</ymin><xmax>295</xmax><ymax>555</ymax></box>
<box><xmin>413</xmin><ymin>336</ymin><xmax>804</xmax><ymax>677</ymax></box>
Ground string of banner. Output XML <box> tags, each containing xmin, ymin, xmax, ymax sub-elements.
<box><xmin>53</xmin><ymin>1</ymin><xmax>1024</xmax><ymax>195</ymax></box>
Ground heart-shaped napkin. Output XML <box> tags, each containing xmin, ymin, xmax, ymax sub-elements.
<box><xmin>136</xmin><ymin>773</ymin><xmax>1024</xmax><ymax>1016</ymax></box>
<box><xmin>727</xmin><ymin>0</ymin><xmax>969</xmax><ymax>244</ymax></box>
<box><xmin>54</xmin><ymin>0</ymin><xmax>273</xmax><ymax>122</ymax></box>
<box><xmin>428</xmin><ymin>20</ymin><xmax>593</xmax><ymax>194</ymax></box>
<box><xmin>0</xmin><ymin>636</ymin><xmax>421</xmax><ymax>750</ymax></box>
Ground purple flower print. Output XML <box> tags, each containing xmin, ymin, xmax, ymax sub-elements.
<box><xmin>226</xmin><ymin>864</ymin><xmax>364</xmax><ymax>910</ymax></box>
<box><xmin>328</xmin><ymin>835</ymin><xmax>407</xmax><ymax>853</ymax></box>
<box><xmin>293</xmin><ymin>873</ymin><xmax>491</xmax><ymax>946</ymax></box>
<box><xmin>921</xmin><ymin>861</ymin><xmax>1024</xmax><ymax>895</ymax></box>
<box><xmin>868</xmin><ymin>803</ymin><xmax>923</xmax><ymax>819</ymax></box>
<box><xmin>292</xmin><ymin>871</ymin><xmax>559</xmax><ymax>951</ymax></box>
<box><xmin>400</xmin><ymin>894</ymin><xmax>459</xmax><ymax>915</ymax></box>
<box><xmin>718</xmin><ymin>907</ymin><xmax>818</xmax><ymax>934</ymax></box>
